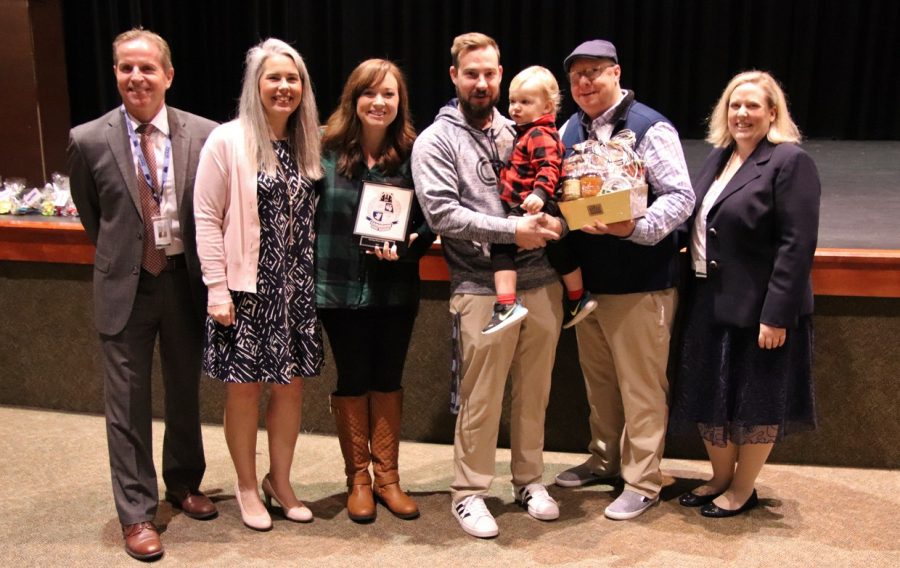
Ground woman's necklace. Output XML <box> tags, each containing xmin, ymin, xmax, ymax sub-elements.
<box><xmin>275</xmin><ymin>157</ymin><xmax>298</xmax><ymax>248</ymax></box>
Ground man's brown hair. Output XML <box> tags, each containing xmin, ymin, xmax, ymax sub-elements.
<box><xmin>450</xmin><ymin>32</ymin><xmax>500</xmax><ymax>68</ymax></box>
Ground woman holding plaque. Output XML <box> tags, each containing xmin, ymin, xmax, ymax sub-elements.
<box><xmin>670</xmin><ymin>71</ymin><xmax>820</xmax><ymax>517</ymax></box>
<box><xmin>194</xmin><ymin>38</ymin><xmax>323</xmax><ymax>530</ymax></box>
<box><xmin>316</xmin><ymin>58</ymin><xmax>434</xmax><ymax>522</ymax></box>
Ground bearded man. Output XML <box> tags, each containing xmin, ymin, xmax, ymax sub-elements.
<box><xmin>412</xmin><ymin>32</ymin><xmax>563</xmax><ymax>539</ymax></box>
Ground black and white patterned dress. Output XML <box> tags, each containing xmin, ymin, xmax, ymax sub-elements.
<box><xmin>204</xmin><ymin>141</ymin><xmax>322</xmax><ymax>383</ymax></box>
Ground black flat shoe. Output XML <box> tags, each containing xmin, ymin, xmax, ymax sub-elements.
<box><xmin>678</xmin><ymin>490</ymin><xmax>723</xmax><ymax>507</ymax></box>
<box><xmin>700</xmin><ymin>490</ymin><xmax>759</xmax><ymax>518</ymax></box>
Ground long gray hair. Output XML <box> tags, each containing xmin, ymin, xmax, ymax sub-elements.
<box><xmin>238</xmin><ymin>38</ymin><xmax>322</xmax><ymax>179</ymax></box>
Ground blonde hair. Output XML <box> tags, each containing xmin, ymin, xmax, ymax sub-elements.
<box><xmin>238</xmin><ymin>38</ymin><xmax>323</xmax><ymax>180</ymax></box>
<box><xmin>450</xmin><ymin>32</ymin><xmax>500</xmax><ymax>68</ymax></box>
<box><xmin>509</xmin><ymin>66</ymin><xmax>561</xmax><ymax>114</ymax></box>
<box><xmin>707</xmin><ymin>70</ymin><xmax>801</xmax><ymax>148</ymax></box>
<box><xmin>113</xmin><ymin>28</ymin><xmax>172</xmax><ymax>70</ymax></box>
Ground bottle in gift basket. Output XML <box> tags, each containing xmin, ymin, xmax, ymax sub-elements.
<box><xmin>560</xmin><ymin>176</ymin><xmax>582</xmax><ymax>202</ymax></box>
<box><xmin>579</xmin><ymin>174</ymin><xmax>602</xmax><ymax>197</ymax></box>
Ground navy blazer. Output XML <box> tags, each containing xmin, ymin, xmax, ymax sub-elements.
<box><xmin>692</xmin><ymin>139</ymin><xmax>821</xmax><ymax>328</ymax></box>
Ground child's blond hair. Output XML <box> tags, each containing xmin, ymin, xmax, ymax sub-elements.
<box><xmin>509</xmin><ymin>66</ymin><xmax>561</xmax><ymax>114</ymax></box>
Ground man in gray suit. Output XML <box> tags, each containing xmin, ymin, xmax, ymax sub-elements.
<box><xmin>68</xmin><ymin>28</ymin><xmax>217</xmax><ymax>561</ymax></box>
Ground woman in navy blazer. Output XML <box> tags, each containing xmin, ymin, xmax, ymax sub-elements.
<box><xmin>671</xmin><ymin>71</ymin><xmax>820</xmax><ymax>517</ymax></box>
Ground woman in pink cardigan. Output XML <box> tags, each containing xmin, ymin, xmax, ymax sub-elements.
<box><xmin>194</xmin><ymin>38</ymin><xmax>323</xmax><ymax>531</ymax></box>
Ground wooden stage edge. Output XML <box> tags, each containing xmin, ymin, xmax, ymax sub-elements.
<box><xmin>2</xmin><ymin>218</ymin><xmax>898</xmax><ymax>298</ymax></box>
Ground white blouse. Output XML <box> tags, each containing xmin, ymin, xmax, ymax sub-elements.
<box><xmin>690</xmin><ymin>175</ymin><xmax>729</xmax><ymax>276</ymax></box>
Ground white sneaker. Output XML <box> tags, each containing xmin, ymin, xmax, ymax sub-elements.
<box><xmin>452</xmin><ymin>495</ymin><xmax>499</xmax><ymax>538</ymax></box>
<box><xmin>514</xmin><ymin>483</ymin><xmax>559</xmax><ymax>521</ymax></box>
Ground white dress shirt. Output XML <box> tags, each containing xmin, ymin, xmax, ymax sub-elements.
<box><xmin>125</xmin><ymin>106</ymin><xmax>184</xmax><ymax>255</ymax></box>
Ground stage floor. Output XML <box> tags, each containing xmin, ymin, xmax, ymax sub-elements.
<box><xmin>682</xmin><ymin>140</ymin><xmax>900</xmax><ymax>250</ymax></box>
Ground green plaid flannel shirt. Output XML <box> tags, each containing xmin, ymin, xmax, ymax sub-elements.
<box><xmin>315</xmin><ymin>152</ymin><xmax>435</xmax><ymax>309</ymax></box>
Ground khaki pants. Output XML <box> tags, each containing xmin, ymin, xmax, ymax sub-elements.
<box><xmin>574</xmin><ymin>288</ymin><xmax>677</xmax><ymax>498</ymax></box>
<box><xmin>449</xmin><ymin>282</ymin><xmax>562</xmax><ymax>503</ymax></box>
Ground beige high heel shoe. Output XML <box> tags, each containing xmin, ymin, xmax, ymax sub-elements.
<box><xmin>234</xmin><ymin>481</ymin><xmax>272</xmax><ymax>531</ymax></box>
<box><xmin>261</xmin><ymin>474</ymin><xmax>313</xmax><ymax>523</ymax></box>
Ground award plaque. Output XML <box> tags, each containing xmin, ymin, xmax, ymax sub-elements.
<box><xmin>353</xmin><ymin>181</ymin><xmax>414</xmax><ymax>251</ymax></box>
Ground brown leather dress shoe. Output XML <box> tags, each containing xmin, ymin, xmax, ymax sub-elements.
<box><xmin>165</xmin><ymin>489</ymin><xmax>218</xmax><ymax>520</ymax></box>
<box><xmin>122</xmin><ymin>521</ymin><xmax>163</xmax><ymax>561</ymax></box>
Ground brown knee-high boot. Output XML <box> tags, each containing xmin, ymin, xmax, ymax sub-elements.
<box><xmin>331</xmin><ymin>394</ymin><xmax>376</xmax><ymax>522</ymax></box>
<box><xmin>369</xmin><ymin>389</ymin><xmax>419</xmax><ymax>519</ymax></box>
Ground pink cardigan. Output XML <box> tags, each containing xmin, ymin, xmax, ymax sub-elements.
<box><xmin>194</xmin><ymin>120</ymin><xmax>262</xmax><ymax>306</ymax></box>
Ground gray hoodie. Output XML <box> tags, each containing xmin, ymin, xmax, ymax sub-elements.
<box><xmin>412</xmin><ymin>104</ymin><xmax>558</xmax><ymax>295</ymax></box>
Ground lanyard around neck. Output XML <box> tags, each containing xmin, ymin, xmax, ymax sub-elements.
<box><xmin>121</xmin><ymin>106</ymin><xmax>171</xmax><ymax>205</ymax></box>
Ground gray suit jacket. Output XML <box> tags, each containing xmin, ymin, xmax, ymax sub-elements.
<box><xmin>68</xmin><ymin>105</ymin><xmax>217</xmax><ymax>335</ymax></box>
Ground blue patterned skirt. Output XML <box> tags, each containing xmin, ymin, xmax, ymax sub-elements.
<box><xmin>669</xmin><ymin>277</ymin><xmax>816</xmax><ymax>446</ymax></box>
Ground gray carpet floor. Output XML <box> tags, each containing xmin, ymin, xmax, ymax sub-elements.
<box><xmin>1</xmin><ymin>406</ymin><xmax>897</xmax><ymax>567</ymax></box>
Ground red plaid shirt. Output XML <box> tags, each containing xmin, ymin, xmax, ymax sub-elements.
<box><xmin>498</xmin><ymin>113</ymin><xmax>564</xmax><ymax>207</ymax></box>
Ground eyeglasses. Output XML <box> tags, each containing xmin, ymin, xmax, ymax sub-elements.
<box><xmin>568</xmin><ymin>64</ymin><xmax>616</xmax><ymax>84</ymax></box>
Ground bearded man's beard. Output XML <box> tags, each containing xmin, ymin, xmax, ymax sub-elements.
<box><xmin>458</xmin><ymin>88</ymin><xmax>498</xmax><ymax>124</ymax></box>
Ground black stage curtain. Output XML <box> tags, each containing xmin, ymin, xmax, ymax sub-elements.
<box><xmin>63</xmin><ymin>0</ymin><xmax>900</xmax><ymax>140</ymax></box>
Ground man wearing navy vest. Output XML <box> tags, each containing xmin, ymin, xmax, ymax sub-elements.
<box><xmin>553</xmin><ymin>39</ymin><xmax>694</xmax><ymax>520</ymax></box>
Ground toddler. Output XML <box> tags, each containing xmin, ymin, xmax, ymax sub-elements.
<box><xmin>483</xmin><ymin>66</ymin><xmax>596</xmax><ymax>334</ymax></box>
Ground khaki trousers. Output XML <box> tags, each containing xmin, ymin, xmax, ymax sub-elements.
<box><xmin>449</xmin><ymin>282</ymin><xmax>562</xmax><ymax>503</ymax></box>
<box><xmin>574</xmin><ymin>288</ymin><xmax>677</xmax><ymax>498</ymax></box>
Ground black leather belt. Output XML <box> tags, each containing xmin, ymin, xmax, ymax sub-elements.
<box><xmin>162</xmin><ymin>254</ymin><xmax>186</xmax><ymax>272</ymax></box>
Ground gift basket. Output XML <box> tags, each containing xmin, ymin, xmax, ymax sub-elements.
<box><xmin>557</xmin><ymin>129</ymin><xmax>648</xmax><ymax>229</ymax></box>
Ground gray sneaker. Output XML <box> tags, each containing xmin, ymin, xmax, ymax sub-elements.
<box><xmin>604</xmin><ymin>490</ymin><xmax>658</xmax><ymax>520</ymax></box>
<box><xmin>482</xmin><ymin>300</ymin><xmax>528</xmax><ymax>335</ymax></box>
<box><xmin>555</xmin><ymin>461</ymin><xmax>620</xmax><ymax>488</ymax></box>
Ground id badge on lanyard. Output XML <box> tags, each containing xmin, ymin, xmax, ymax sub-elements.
<box><xmin>152</xmin><ymin>216</ymin><xmax>173</xmax><ymax>248</ymax></box>
<box><xmin>122</xmin><ymin>106</ymin><xmax>174</xmax><ymax>250</ymax></box>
